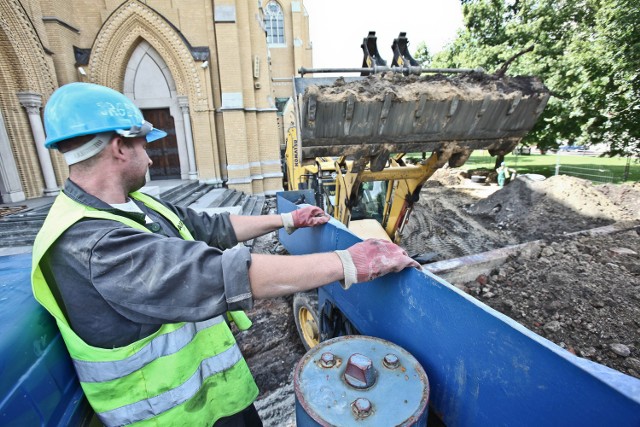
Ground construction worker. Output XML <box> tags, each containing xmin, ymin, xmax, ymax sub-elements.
<box><xmin>31</xmin><ymin>82</ymin><xmax>419</xmax><ymax>427</ymax></box>
<box><xmin>496</xmin><ymin>161</ymin><xmax>516</xmax><ymax>187</ymax></box>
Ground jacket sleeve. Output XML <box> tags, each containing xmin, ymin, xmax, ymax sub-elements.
<box><xmin>157</xmin><ymin>199</ymin><xmax>239</xmax><ymax>250</ymax></box>
<box><xmin>54</xmin><ymin>220</ymin><xmax>253</xmax><ymax>325</ymax></box>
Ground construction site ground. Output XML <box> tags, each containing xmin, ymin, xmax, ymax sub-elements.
<box><xmin>242</xmin><ymin>171</ymin><xmax>640</xmax><ymax>426</ymax></box>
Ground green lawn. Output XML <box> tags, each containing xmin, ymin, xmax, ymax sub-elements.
<box><xmin>461</xmin><ymin>151</ymin><xmax>640</xmax><ymax>183</ymax></box>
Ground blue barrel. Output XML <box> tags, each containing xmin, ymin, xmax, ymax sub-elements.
<box><xmin>294</xmin><ymin>335</ymin><xmax>429</xmax><ymax>426</ymax></box>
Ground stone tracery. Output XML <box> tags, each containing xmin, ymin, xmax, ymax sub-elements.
<box><xmin>89</xmin><ymin>1</ymin><xmax>205</xmax><ymax>109</ymax></box>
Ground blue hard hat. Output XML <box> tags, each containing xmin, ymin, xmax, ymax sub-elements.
<box><xmin>44</xmin><ymin>82</ymin><xmax>167</xmax><ymax>149</ymax></box>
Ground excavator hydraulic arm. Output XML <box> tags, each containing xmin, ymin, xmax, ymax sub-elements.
<box><xmin>332</xmin><ymin>149</ymin><xmax>462</xmax><ymax>242</ymax></box>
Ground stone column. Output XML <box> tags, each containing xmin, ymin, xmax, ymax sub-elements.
<box><xmin>177</xmin><ymin>96</ymin><xmax>198</xmax><ymax>180</ymax></box>
<box><xmin>0</xmin><ymin>110</ymin><xmax>25</xmax><ymax>202</ymax></box>
<box><xmin>17</xmin><ymin>92</ymin><xmax>59</xmax><ymax>196</ymax></box>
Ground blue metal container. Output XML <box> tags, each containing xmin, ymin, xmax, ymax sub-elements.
<box><xmin>277</xmin><ymin>195</ymin><xmax>640</xmax><ymax>426</ymax></box>
<box><xmin>0</xmin><ymin>253</ymin><xmax>93</xmax><ymax>426</ymax></box>
<box><xmin>294</xmin><ymin>335</ymin><xmax>429</xmax><ymax>426</ymax></box>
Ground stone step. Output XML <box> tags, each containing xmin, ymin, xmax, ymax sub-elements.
<box><xmin>209</xmin><ymin>189</ymin><xmax>242</xmax><ymax>208</ymax></box>
<box><xmin>158</xmin><ymin>181</ymin><xmax>201</xmax><ymax>203</ymax></box>
<box><xmin>242</xmin><ymin>195</ymin><xmax>266</xmax><ymax>216</ymax></box>
<box><xmin>188</xmin><ymin>188</ymin><xmax>227</xmax><ymax>210</ymax></box>
<box><xmin>167</xmin><ymin>183</ymin><xmax>215</xmax><ymax>207</ymax></box>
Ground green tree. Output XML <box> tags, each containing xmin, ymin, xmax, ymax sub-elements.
<box><xmin>433</xmin><ymin>0</ymin><xmax>639</xmax><ymax>157</ymax></box>
<box><xmin>413</xmin><ymin>41</ymin><xmax>431</xmax><ymax>66</ymax></box>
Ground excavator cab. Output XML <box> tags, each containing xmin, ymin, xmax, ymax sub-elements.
<box><xmin>350</xmin><ymin>181</ymin><xmax>387</xmax><ymax>223</ymax></box>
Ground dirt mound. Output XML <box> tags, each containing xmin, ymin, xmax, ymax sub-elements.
<box><xmin>236</xmin><ymin>293</ymin><xmax>301</xmax><ymax>426</ymax></box>
<box><xmin>463</xmin><ymin>175</ymin><xmax>640</xmax><ymax>240</ymax></box>
<box><xmin>401</xmin><ymin>186</ymin><xmax>518</xmax><ymax>261</ymax></box>
<box><xmin>306</xmin><ymin>72</ymin><xmax>548</xmax><ymax>102</ymax></box>
<box><xmin>464</xmin><ymin>229</ymin><xmax>640</xmax><ymax>378</ymax></box>
<box><xmin>236</xmin><ymin>200</ymin><xmax>302</xmax><ymax>426</ymax></box>
<box><xmin>403</xmin><ymin>175</ymin><xmax>640</xmax><ymax>379</ymax></box>
<box><xmin>423</xmin><ymin>166</ymin><xmax>466</xmax><ymax>187</ymax></box>
<box><xmin>594</xmin><ymin>182</ymin><xmax>640</xmax><ymax>219</ymax></box>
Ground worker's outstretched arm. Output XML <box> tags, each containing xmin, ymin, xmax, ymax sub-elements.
<box><xmin>249</xmin><ymin>239</ymin><xmax>421</xmax><ymax>299</ymax></box>
<box><xmin>230</xmin><ymin>205</ymin><xmax>329</xmax><ymax>242</ymax></box>
<box><xmin>249</xmin><ymin>252</ymin><xmax>344</xmax><ymax>299</ymax></box>
<box><xmin>229</xmin><ymin>214</ymin><xmax>284</xmax><ymax>242</ymax></box>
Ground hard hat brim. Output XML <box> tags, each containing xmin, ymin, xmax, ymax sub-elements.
<box><xmin>145</xmin><ymin>128</ymin><xmax>167</xmax><ymax>143</ymax></box>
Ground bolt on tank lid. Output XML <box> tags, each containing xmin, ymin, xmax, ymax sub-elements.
<box><xmin>294</xmin><ymin>335</ymin><xmax>430</xmax><ymax>426</ymax></box>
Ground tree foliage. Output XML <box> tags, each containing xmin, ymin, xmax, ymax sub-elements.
<box><xmin>413</xmin><ymin>41</ymin><xmax>431</xmax><ymax>66</ymax></box>
<box><xmin>432</xmin><ymin>0</ymin><xmax>639</xmax><ymax>156</ymax></box>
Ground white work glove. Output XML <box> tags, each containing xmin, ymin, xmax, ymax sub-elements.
<box><xmin>281</xmin><ymin>205</ymin><xmax>330</xmax><ymax>234</ymax></box>
<box><xmin>335</xmin><ymin>239</ymin><xmax>421</xmax><ymax>289</ymax></box>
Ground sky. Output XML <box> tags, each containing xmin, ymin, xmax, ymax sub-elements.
<box><xmin>303</xmin><ymin>0</ymin><xmax>464</xmax><ymax>71</ymax></box>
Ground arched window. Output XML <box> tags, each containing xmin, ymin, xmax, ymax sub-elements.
<box><xmin>264</xmin><ymin>1</ymin><xmax>285</xmax><ymax>45</ymax></box>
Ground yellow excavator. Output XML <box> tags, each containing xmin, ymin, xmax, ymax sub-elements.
<box><xmin>282</xmin><ymin>32</ymin><xmax>550</xmax><ymax>348</ymax></box>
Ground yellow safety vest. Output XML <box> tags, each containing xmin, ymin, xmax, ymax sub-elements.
<box><xmin>31</xmin><ymin>191</ymin><xmax>258</xmax><ymax>426</ymax></box>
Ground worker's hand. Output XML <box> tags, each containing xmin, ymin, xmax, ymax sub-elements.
<box><xmin>335</xmin><ymin>239</ymin><xmax>421</xmax><ymax>289</ymax></box>
<box><xmin>281</xmin><ymin>205</ymin><xmax>329</xmax><ymax>234</ymax></box>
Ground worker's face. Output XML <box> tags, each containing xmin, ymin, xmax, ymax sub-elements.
<box><xmin>123</xmin><ymin>137</ymin><xmax>153</xmax><ymax>192</ymax></box>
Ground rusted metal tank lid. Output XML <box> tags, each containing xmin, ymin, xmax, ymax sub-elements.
<box><xmin>294</xmin><ymin>335</ymin><xmax>430</xmax><ymax>426</ymax></box>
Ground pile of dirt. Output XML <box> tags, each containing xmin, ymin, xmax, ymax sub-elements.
<box><xmin>403</xmin><ymin>174</ymin><xmax>640</xmax><ymax>262</ymax></box>
<box><xmin>235</xmin><ymin>201</ymin><xmax>302</xmax><ymax>426</ymax></box>
<box><xmin>423</xmin><ymin>166</ymin><xmax>467</xmax><ymax>187</ymax></box>
<box><xmin>235</xmin><ymin>294</ymin><xmax>302</xmax><ymax>427</ymax></box>
<box><xmin>462</xmin><ymin>229</ymin><xmax>640</xmax><ymax>378</ymax></box>
<box><xmin>402</xmin><ymin>174</ymin><xmax>640</xmax><ymax>379</ymax></box>
<box><xmin>402</xmin><ymin>171</ymin><xmax>518</xmax><ymax>261</ymax></box>
<box><xmin>305</xmin><ymin>72</ymin><xmax>548</xmax><ymax>102</ymax></box>
<box><xmin>464</xmin><ymin>175</ymin><xmax>640</xmax><ymax>240</ymax></box>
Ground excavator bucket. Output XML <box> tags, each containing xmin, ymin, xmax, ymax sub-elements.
<box><xmin>391</xmin><ymin>32</ymin><xmax>420</xmax><ymax>68</ymax></box>
<box><xmin>292</xmin><ymin>73</ymin><xmax>550</xmax><ymax>171</ymax></box>
<box><xmin>360</xmin><ymin>31</ymin><xmax>387</xmax><ymax>75</ymax></box>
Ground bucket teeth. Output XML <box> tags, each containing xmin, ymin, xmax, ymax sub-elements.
<box><xmin>361</xmin><ymin>31</ymin><xmax>387</xmax><ymax>76</ymax></box>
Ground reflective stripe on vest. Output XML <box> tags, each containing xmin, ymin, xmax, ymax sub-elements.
<box><xmin>72</xmin><ymin>316</ymin><xmax>224</xmax><ymax>383</ymax></box>
<box><xmin>99</xmin><ymin>338</ymin><xmax>243</xmax><ymax>426</ymax></box>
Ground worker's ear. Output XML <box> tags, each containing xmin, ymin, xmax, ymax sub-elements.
<box><xmin>106</xmin><ymin>135</ymin><xmax>128</xmax><ymax>161</ymax></box>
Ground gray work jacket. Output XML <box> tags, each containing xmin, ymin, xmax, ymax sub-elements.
<box><xmin>42</xmin><ymin>179</ymin><xmax>253</xmax><ymax>348</ymax></box>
